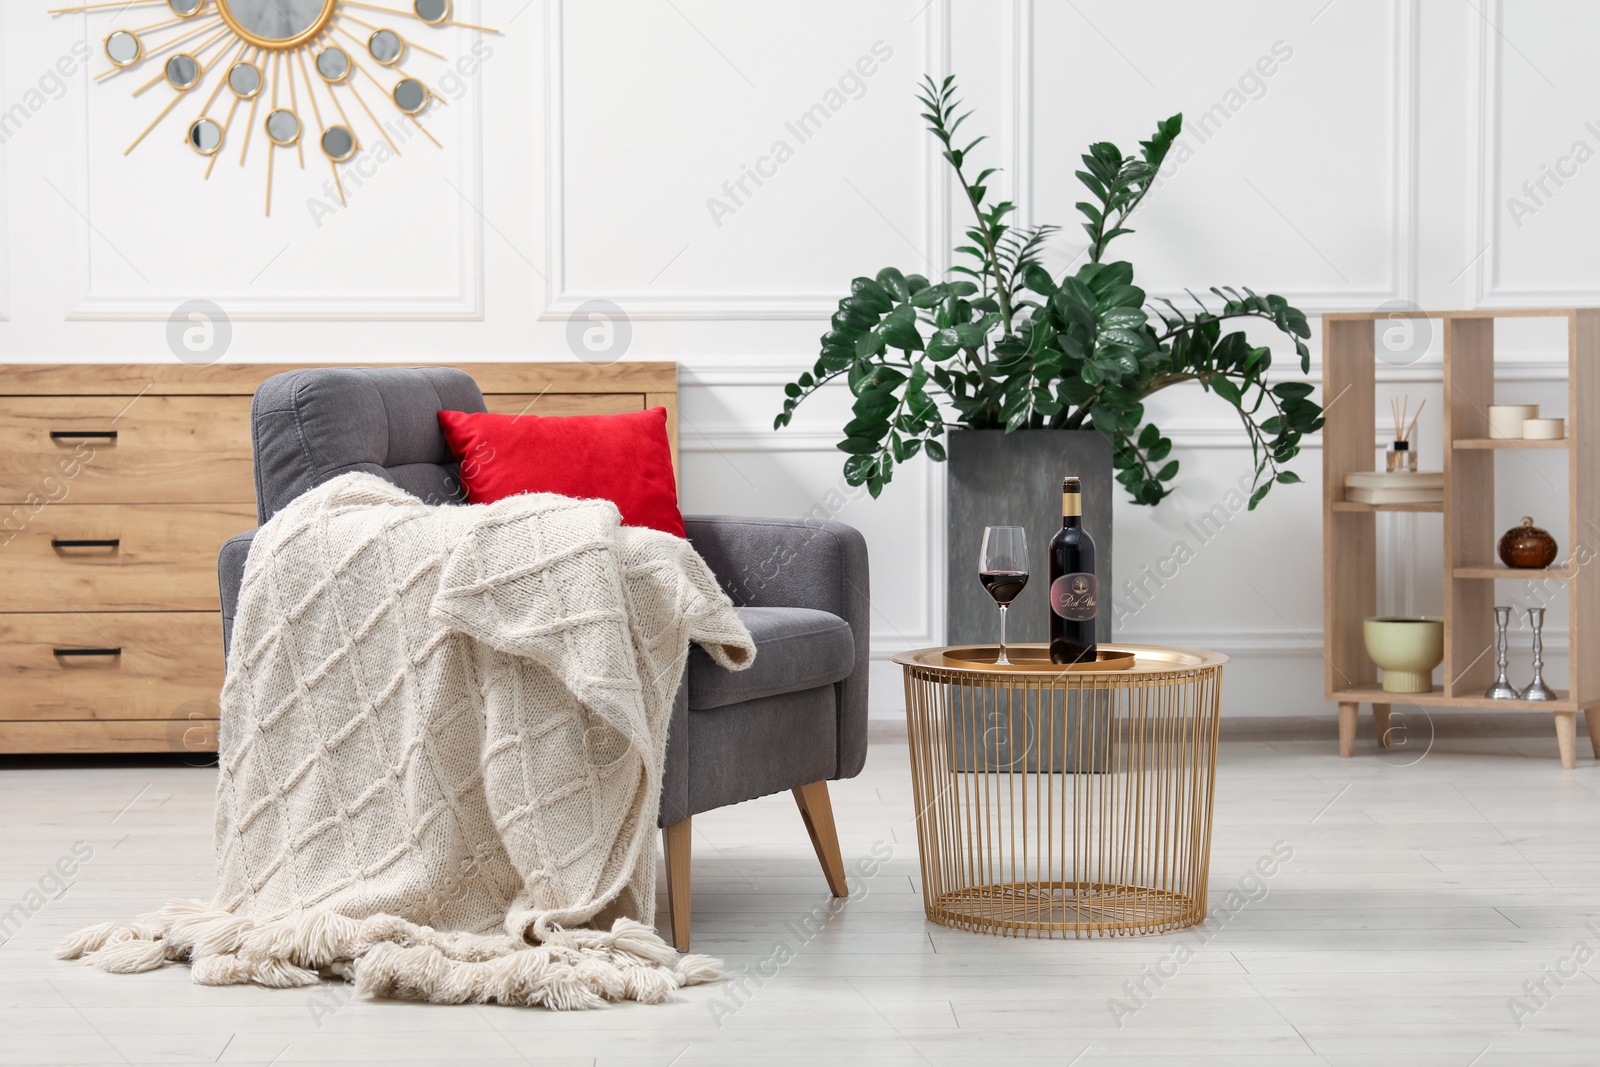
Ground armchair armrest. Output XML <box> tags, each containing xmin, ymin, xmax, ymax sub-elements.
<box><xmin>218</xmin><ymin>528</ymin><xmax>257</xmax><ymax>660</ymax></box>
<box><xmin>683</xmin><ymin>515</ymin><xmax>870</xmax><ymax>779</ymax></box>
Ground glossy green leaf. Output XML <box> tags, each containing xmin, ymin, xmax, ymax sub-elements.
<box><xmin>876</xmin><ymin>267</ymin><xmax>909</xmax><ymax>301</ymax></box>
<box><xmin>893</xmin><ymin>436</ymin><xmax>923</xmax><ymax>462</ymax></box>
<box><xmin>850</xmin><ymin>277</ymin><xmax>894</xmax><ymax>314</ymax></box>
<box><xmin>953</xmin><ymin>322</ymin><xmax>990</xmax><ymax>349</ymax></box>
<box><xmin>881</xmin><ymin>314</ymin><xmax>925</xmax><ymax>352</ymax></box>
<box><xmin>1209</xmin><ymin>375</ymin><xmax>1243</xmax><ymax>407</ymax></box>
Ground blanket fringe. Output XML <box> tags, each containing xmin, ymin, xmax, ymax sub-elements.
<box><xmin>57</xmin><ymin>902</ymin><xmax>721</xmax><ymax>1009</ymax></box>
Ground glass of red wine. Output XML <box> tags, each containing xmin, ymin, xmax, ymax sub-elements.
<box><xmin>979</xmin><ymin>526</ymin><xmax>1029</xmax><ymax>665</ymax></box>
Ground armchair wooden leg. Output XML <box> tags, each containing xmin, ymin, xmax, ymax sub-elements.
<box><xmin>1587</xmin><ymin>709</ymin><xmax>1600</xmax><ymax>760</ymax></box>
<box><xmin>793</xmin><ymin>780</ymin><xmax>848</xmax><ymax>897</ymax></box>
<box><xmin>662</xmin><ymin>818</ymin><xmax>692</xmax><ymax>952</ymax></box>
<box><xmin>1338</xmin><ymin>703</ymin><xmax>1357</xmax><ymax>758</ymax></box>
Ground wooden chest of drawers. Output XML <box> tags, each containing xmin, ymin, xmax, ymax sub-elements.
<box><xmin>0</xmin><ymin>363</ymin><xmax>678</xmax><ymax>754</ymax></box>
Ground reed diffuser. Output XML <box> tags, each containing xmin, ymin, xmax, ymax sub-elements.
<box><xmin>1388</xmin><ymin>396</ymin><xmax>1424</xmax><ymax>472</ymax></box>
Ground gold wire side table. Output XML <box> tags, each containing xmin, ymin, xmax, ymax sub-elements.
<box><xmin>895</xmin><ymin>643</ymin><xmax>1227</xmax><ymax>938</ymax></box>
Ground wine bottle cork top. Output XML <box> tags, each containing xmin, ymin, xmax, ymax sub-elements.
<box><xmin>1063</xmin><ymin>477</ymin><xmax>1081</xmax><ymax>492</ymax></box>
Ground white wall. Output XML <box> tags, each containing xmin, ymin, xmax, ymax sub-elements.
<box><xmin>0</xmin><ymin>0</ymin><xmax>1584</xmax><ymax>717</ymax></box>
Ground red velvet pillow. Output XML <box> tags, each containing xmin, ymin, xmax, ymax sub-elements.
<box><xmin>437</xmin><ymin>407</ymin><xmax>684</xmax><ymax>537</ymax></box>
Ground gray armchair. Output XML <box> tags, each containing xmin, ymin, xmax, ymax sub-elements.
<box><xmin>216</xmin><ymin>367</ymin><xmax>869</xmax><ymax>950</ymax></box>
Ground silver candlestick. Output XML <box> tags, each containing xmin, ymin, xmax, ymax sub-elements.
<box><xmin>1485</xmin><ymin>606</ymin><xmax>1519</xmax><ymax>699</ymax></box>
<box><xmin>1520</xmin><ymin>606</ymin><xmax>1558</xmax><ymax>701</ymax></box>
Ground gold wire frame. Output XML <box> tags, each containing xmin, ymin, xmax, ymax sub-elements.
<box><xmin>895</xmin><ymin>643</ymin><xmax>1226</xmax><ymax>939</ymax></box>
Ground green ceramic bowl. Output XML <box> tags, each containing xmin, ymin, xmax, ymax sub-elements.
<box><xmin>1363</xmin><ymin>616</ymin><xmax>1444</xmax><ymax>694</ymax></box>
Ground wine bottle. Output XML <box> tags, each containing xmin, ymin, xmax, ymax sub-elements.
<box><xmin>1048</xmin><ymin>476</ymin><xmax>1097</xmax><ymax>665</ymax></box>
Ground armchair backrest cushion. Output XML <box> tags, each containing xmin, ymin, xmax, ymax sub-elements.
<box><xmin>250</xmin><ymin>366</ymin><xmax>487</xmax><ymax>522</ymax></box>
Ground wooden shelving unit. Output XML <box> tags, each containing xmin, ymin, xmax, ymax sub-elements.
<box><xmin>1322</xmin><ymin>308</ymin><xmax>1600</xmax><ymax>767</ymax></box>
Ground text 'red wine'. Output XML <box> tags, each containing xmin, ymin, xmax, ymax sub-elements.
<box><xmin>1048</xmin><ymin>476</ymin><xmax>1097</xmax><ymax>665</ymax></box>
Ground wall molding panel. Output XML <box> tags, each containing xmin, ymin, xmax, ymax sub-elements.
<box><xmin>57</xmin><ymin>8</ymin><xmax>487</xmax><ymax>321</ymax></box>
<box><xmin>539</xmin><ymin>0</ymin><xmax>952</xmax><ymax>322</ymax></box>
<box><xmin>1469</xmin><ymin>0</ymin><xmax>1594</xmax><ymax>307</ymax></box>
<box><xmin>1011</xmin><ymin>0</ymin><xmax>1419</xmax><ymax>315</ymax></box>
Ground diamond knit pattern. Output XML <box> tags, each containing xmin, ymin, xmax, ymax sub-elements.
<box><xmin>216</xmin><ymin>473</ymin><xmax>754</xmax><ymax>940</ymax></box>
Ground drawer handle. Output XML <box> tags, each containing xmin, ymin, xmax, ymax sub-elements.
<box><xmin>49</xmin><ymin>430</ymin><xmax>118</xmax><ymax>441</ymax></box>
<box><xmin>51</xmin><ymin>538</ymin><xmax>120</xmax><ymax>549</ymax></box>
<box><xmin>53</xmin><ymin>647</ymin><xmax>122</xmax><ymax>657</ymax></box>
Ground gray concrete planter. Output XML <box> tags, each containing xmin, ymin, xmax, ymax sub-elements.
<box><xmin>945</xmin><ymin>428</ymin><xmax>1114</xmax><ymax>647</ymax></box>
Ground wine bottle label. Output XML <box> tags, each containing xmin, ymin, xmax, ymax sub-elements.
<box><xmin>1050</xmin><ymin>573</ymin><xmax>1097</xmax><ymax>620</ymax></box>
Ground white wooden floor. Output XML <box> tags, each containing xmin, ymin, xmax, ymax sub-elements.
<box><xmin>4</xmin><ymin>725</ymin><xmax>1600</xmax><ymax>1066</ymax></box>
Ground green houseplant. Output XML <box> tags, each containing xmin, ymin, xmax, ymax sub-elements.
<box><xmin>774</xmin><ymin>76</ymin><xmax>1323</xmax><ymax>510</ymax></box>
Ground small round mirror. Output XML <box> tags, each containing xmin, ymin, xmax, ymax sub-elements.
<box><xmin>368</xmin><ymin>28</ymin><xmax>403</xmax><ymax>65</ymax></box>
<box><xmin>321</xmin><ymin>125</ymin><xmax>356</xmax><ymax>162</ymax></box>
<box><xmin>265</xmin><ymin>109</ymin><xmax>300</xmax><ymax>146</ymax></box>
<box><xmin>165</xmin><ymin>54</ymin><xmax>200</xmax><ymax>90</ymax></box>
<box><xmin>314</xmin><ymin>47</ymin><xmax>349</xmax><ymax>82</ymax></box>
<box><xmin>392</xmin><ymin>78</ymin><xmax>428</xmax><ymax>114</ymax></box>
<box><xmin>168</xmin><ymin>0</ymin><xmax>203</xmax><ymax>15</ymax></box>
<box><xmin>413</xmin><ymin>0</ymin><xmax>449</xmax><ymax>24</ymax></box>
<box><xmin>228</xmin><ymin>62</ymin><xmax>262</xmax><ymax>98</ymax></box>
<box><xmin>105</xmin><ymin>31</ymin><xmax>142</xmax><ymax>67</ymax></box>
<box><xmin>187</xmin><ymin>118</ymin><xmax>223</xmax><ymax>155</ymax></box>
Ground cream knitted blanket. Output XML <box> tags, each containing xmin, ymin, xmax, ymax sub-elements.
<box><xmin>59</xmin><ymin>473</ymin><xmax>753</xmax><ymax>1009</ymax></box>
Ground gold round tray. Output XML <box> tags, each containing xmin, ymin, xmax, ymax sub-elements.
<box><xmin>895</xmin><ymin>643</ymin><xmax>1227</xmax><ymax>677</ymax></box>
<box><xmin>939</xmin><ymin>646</ymin><xmax>1136</xmax><ymax>672</ymax></box>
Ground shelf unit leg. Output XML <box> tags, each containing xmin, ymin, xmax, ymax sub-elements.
<box><xmin>1372</xmin><ymin>703</ymin><xmax>1392</xmax><ymax>749</ymax></box>
<box><xmin>1587</xmin><ymin>710</ymin><xmax>1600</xmax><ymax>760</ymax></box>
<box><xmin>1339</xmin><ymin>703</ymin><xmax>1357</xmax><ymax>758</ymax></box>
<box><xmin>1555</xmin><ymin>711</ymin><xmax>1578</xmax><ymax>770</ymax></box>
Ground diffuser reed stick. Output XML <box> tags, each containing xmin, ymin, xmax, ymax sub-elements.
<box><xmin>1387</xmin><ymin>396</ymin><xmax>1422</xmax><ymax>472</ymax></box>
<box><xmin>1404</xmin><ymin>398</ymin><xmax>1424</xmax><ymax>444</ymax></box>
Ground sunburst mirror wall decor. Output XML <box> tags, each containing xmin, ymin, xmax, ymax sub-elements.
<box><xmin>50</xmin><ymin>0</ymin><xmax>497</xmax><ymax>216</ymax></box>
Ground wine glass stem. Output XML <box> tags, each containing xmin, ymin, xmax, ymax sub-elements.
<box><xmin>997</xmin><ymin>604</ymin><xmax>1009</xmax><ymax>665</ymax></box>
